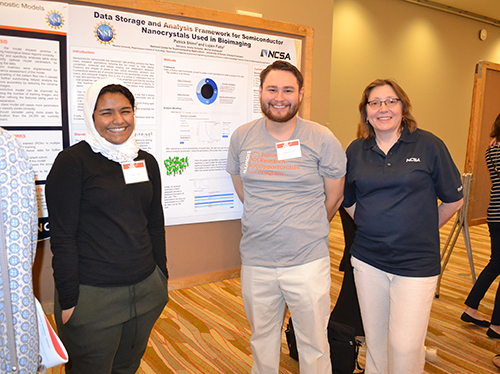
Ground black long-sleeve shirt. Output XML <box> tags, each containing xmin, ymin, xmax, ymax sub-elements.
<box><xmin>46</xmin><ymin>141</ymin><xmax>167</xmax><ymax>310</ymax></box>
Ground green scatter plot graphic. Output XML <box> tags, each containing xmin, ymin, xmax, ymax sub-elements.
<box><xmin>164</xmin><ymin>156</ymin><xmax>189</xmax><ymax>176</ymax></box>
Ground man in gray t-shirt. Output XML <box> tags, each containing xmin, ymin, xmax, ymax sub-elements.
<box><xmin>227</xmin><ymin>61</ymin><xmax>346</xmax><ymax>373</ymax></box>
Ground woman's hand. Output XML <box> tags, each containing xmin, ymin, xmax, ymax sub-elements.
<box><xmin>438</xmin><ymin>199</ymin><xmax>463</xmax><ymax>228</ymax></box>
<box><xmin>62</xmin><ymin>307</ymin><xmax>75</xmax><ymax>324</ymax></box>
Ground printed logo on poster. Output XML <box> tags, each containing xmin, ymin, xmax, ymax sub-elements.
<box><xmin>94</xmin><ymin>22</ymin><xmax>116</xmax><ymax>44</ymax></box>
<box><xmin>260</xmin><ymin>49</ymin><xmax>291</xmax><ymax>60</ymax></box>
<box><xmin>46</xmin><ymin>11</ymin><xmax>64</xmax><ymax>29</ymax></box>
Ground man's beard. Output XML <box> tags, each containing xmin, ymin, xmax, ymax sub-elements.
<box><xmin>261</xmin><ymin>100</ymin><xmax>300</xmax><ymax>123</ymax></box>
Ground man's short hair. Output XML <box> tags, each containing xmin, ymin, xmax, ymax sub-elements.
<box><xmin>260</xmin><ymin>61</ymin><xmax>304</xmax><ymax>90</ymax></box>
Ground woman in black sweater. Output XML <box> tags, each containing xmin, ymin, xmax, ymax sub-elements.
<box><xmin>46</xmin><ymin>78</ymin><xmax>168</xmax><ymax>374</ymax></box>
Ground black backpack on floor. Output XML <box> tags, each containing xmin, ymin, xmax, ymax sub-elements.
<box><xmin>328</xmin><ymin>318</ymin><xmax>364</xmax><ymax>374</ymax></box>
<box><xmin>285</xmin><ymin>318</ymin><xmax>299</xmax><ymax>361</ymax></box>
<box><xmin>285</xmin><ymin>317</ymin><xmax>364</xmax><ymax>373</ymax></box>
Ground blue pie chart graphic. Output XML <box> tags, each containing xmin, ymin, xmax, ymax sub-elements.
<box><xmin>196</xmin><ymin>78</ymin><xmax>218</xmax><ymax>105</ymax></box>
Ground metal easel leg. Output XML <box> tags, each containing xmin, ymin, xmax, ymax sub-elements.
<box><xmin>435</xmin><ymin>173</ymin><xmax>474</xmax><ymax>298</ymax></box>
<box><xmin>462</xmin><ymin>221</ymin><xmax>476</xmax><ymax>284</ymax></box>
<box><xmin>436</xmin><ymin>216</ymin><xmax>462</xmax><ymax>298</ymax></box>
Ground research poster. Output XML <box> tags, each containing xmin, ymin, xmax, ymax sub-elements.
<box><xmin>1</xmin><ymin>0</ymin><xmax>302</xmax><ymax>227</ymax></box>
<box><xmin>0</xmin><ymin>0</ymin><xmax>68</xmax><ymax>238</ymax></box>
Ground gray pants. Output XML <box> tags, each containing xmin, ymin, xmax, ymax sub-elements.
<box><xmin>55</xmin><ymin>267</ymin><xmax>169</xmax><ymax>374</ymax></box>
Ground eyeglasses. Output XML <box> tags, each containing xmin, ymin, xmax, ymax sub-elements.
<box><xmin>367</xmin><ymin>98</ymin><xmax>401</xmax><ymax>109</ymax></box>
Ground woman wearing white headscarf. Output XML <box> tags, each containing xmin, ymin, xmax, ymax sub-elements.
<box><xmin>46</xmin><ymin>78</ymin><xmax>168</xmax><ymax>374</ymax></box>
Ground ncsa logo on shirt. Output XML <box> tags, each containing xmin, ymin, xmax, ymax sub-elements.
<box><xmin>406</xmin><ymin>157</ymin><xmax>421</xmax><ymax>163</ymax></box>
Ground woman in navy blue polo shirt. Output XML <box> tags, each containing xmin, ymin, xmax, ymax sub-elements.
<box><xmin>343</xmin><ymin>79</ymin><xmax>463</xmax><ymax>374</ymax></box>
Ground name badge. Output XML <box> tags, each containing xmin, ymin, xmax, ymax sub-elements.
<box><xmin>122</xmin><ymin>160</ymin><xmax>149</xmax><ymax>184</ymax></box>
<box><xmin>276</xmin><ymin>139</ymin><xmax>301</xmax><ymax>160</ymax></box>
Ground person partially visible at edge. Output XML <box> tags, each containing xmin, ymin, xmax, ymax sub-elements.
<box><xmin>226</xmin><ymin>60</ymin><xmax>346</xmax><ymax>373</ymax></box>
<box><xmin>46</xmin><ymin>78</ymin><xmax>168</xmax><ymax>374</ymax></box>
<box><xmin>343</xmin><ymin>78</ymin><xmax>463</xmax><ymax>374</ymax></box>
<box><xmin>461</xmin><ymin>113</ymin><xmax>500</xmax><ymax>339</ymax></box>
<box><xmin>0</xmin><ymin>128</ymin><xmax>38</xmax><ymax>373</ymax></box>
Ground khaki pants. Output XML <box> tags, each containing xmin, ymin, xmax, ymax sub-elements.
<box><xmin>241</xmin><ymin>257</ymin><xmax>332</xmax><ymax>374</ymax></box>
<box><xmin>352</xmin><ymin>257</ymin><xmax>437</xmax><ymax>374</ymax></box>
<box><xmin>55</xmin><ymin>267</ymin><xmax>169</xmax><ymax>374</ymax></box>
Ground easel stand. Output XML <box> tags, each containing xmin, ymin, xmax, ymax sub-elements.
<box><xmin>435</xmin><ymin>173</ymin><xmax>476</xmax><ymax>298</ymax></box>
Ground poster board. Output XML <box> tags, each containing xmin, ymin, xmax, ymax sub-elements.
<box><xmin>1</xmin><ymin>0</ymin><xmax>313</xmax><ymax>229</ymax></box>
<box><xmin>464</xmin><ymin>61</ymin><xmax>500</xmax><ymax>226</ymax></box>
<box><xmin>2</xmin><ymin>0</ymin><xmax>314</xmax><ymax>290</ymax></box>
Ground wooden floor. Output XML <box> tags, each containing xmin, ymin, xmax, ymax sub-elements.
<box><xmin>47</xmin><ymin>214</ymin><xmax>500</xmax><ymax>373</ymax></box>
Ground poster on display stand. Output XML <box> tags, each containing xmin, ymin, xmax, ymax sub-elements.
<box><xmin>0</xmin><ymin>0</ymin><xmax>69</xmax><ymax>239</ymax></box>
<box><xmin>1</xmin><ymin>0</ymin><xmax>302</xmax><ymax>230</ymax></box>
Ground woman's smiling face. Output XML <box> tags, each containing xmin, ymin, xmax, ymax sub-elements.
<box><xmin>366</xmin><ymin>84</ymin><xmax>403</xmax><ymax>138</ymax></box>
<box><xmin>93</xmin><ymin>92</ymin><xmax>135</xmax><ymax>145</ymax></box>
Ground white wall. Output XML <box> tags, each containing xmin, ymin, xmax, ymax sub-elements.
<box><xmin>330</xmin><ymin>0</ymin><xmax>500</xmax><ymax>170</ymax></box>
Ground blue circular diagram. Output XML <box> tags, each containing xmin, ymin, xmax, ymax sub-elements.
<box><xmin>196</xmin><ymin>78</ymin><xmax>218</xmax><ymax>105</ymax></box>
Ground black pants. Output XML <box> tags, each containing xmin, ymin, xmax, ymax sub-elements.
<box><xmin>55</xmin><ymin>267</ymin><xmax>169</xmax><ymax>374</ymax></box>
<box><xmin>465</xmin><ymin>221</ymin><xmax>500</xmax><ymax>325</ymax></box>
